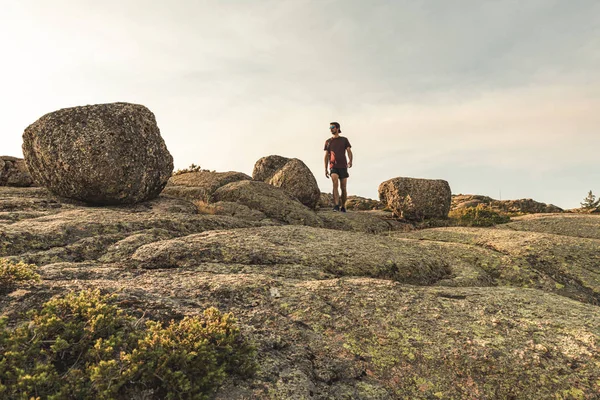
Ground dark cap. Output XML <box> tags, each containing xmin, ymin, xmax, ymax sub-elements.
<box><xmin>330</xmin><ymin>121</ymin><xmax>341</xmax><ymax>133</ymax></box>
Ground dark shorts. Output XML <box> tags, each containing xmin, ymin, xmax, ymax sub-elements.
<box><xmin>330</xmin><ymin>168</ymin><xmax>349</xmax><ymax>179</ymax></box>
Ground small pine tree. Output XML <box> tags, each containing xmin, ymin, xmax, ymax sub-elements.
<box><xmin>580</xmin><ymin>190</ymin><xmax>600</xmax><ymax>210</ymax></box>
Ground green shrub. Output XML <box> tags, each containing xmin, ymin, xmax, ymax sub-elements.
<box><xmin>0</xmin><ymin>259</ymin><xmax>40</xmax><ymax>290</ymax></box>
<box><xmin>448</xmin><ymin>204</ymin><xmax>511</xmax><ymax>227</ymax></box>
<box><xmin>172</xmin><ymin>163</ymin><xmax>205</xmax><ymax>176</ymax></box>
<box><xmin>0</xmin><ymin>290</ymin><xmax>256</xmax><ymax>400</ymax></box>
<box><xmin>580</xmin><ymin>190</ymin><xmax>600</xmax><ymax>211</ymax></box>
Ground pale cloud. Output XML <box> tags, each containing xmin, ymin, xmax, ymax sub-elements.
<box><xmin>1</xmin><ymin>0</ymin><xmax>598</xmax><ymax>208</ymax></box>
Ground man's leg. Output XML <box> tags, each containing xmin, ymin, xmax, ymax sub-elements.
<box><xmin>340</xmin><ymin>178</ymin><xmax>348</xmax><ymax>209</ymax></box>
<box><xmin>331</xmin><ymin>173</ymin><xmax>340</xmax><ymax>208</ymax></box>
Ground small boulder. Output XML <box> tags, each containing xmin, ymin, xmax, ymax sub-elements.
<box><xmin>345</xmin><ymin>195</ymin><xmax>385</xmax><ymax>211</ymax></box>
<box><xmin>252</xmin><ymin>155</ymin><xmax>289</xmax><ymax>182</ymax></box>
<box><xmin>164</xmin><ymin>170</ymin><xmax>251</xmax><ymax>202</ymax></box>
<box><xmin>22</xmin><ymin>103</ymin><xmax>173</xmax><ymax>205</ymax></box>
<box><xmin>318</xmin><ymin>192</ymin><xmax>333</xmax><ymax>208</ymax></box>
<box><xmin>253</xmin><ymin>155</ymin><xmax>320</xmax><ymax>209</ymax></box>
<box><xmin>378</xmin><ymin>177</ymin><xmax>451</xmax><ymax>221</ymax></box>
<box><xmin>211</xmin><ymin>180</ymin><xmax>322</xmax><ymax>227</ymax></box>
<box><xmin>0</xmin><ymin>156</ymin><xmax>34</xmax><ymax>187</ymax></box>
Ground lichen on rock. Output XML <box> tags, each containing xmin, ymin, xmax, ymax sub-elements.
<box><xmin>253</xmin><ymin>155</ymin><xmax>321</xmax><ymax>209</ymax></box>
<box><xmin>379</xmin><ymin>177</ymin><xmax>452</xmax><ymax>221</ymax></box>
<box><xmin>22</xmin><ymin>103</ymin><xmax>173</xmax><ymax>205</ymax></box>
<box><xmin>2</xmin><ymin>185</ymin><xmax>600</xmax><ymax>399</ymax></box>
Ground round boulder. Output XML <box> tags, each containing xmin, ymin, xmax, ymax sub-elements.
<box><xmin>252</xmin><ymin>155</ymin><xmax>289</xmax><ymax>182</ymax></box>
<box><xmin>253</xmin><ymin>155</ymin><xmax>320</xmax><ymax>209</ymax></box>
<box><xmin>378</xmin><ymin>177</ymin><xmax>452</xmax><ymax>221</ymax></box>
<box><xmin>22</xmin><ymin>103</ymin><xmax>173</xmax><ymax>205</ymax></box>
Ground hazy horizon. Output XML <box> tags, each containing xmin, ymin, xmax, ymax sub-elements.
<box><xmin>2</xmin><ymin>1</ymin><xmax>599</xmax><ymax>209</ymax></box>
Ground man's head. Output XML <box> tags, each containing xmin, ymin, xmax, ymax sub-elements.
<box><xmin>330</xmin><ymin>122</ymin><xmax>341</xmax><ymax>135</ymax></box>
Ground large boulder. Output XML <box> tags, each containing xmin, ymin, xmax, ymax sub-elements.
<box><xmin>0</xmin><ymin>156</ymin><xmax>34</xmax><ymax>187</ymax></box>
<box><xmin>22</xmin><ymin>103</ymin><xmax>173</xmax><ymax>205</ymax></box>
<box><xmin>378</xmin><ymin>177</ymin><xmax>451</xmax><ymax>221</ymax></box>
<box><xmin>164</xmin><ymin>170</ymin><xmax>251</xmax><ymax>202</ymax></box>
<box><xmin>211</xmin><ymin>180</ymin><xmax>322</xmax><ymax>227</ymax></box>
<box><xmin>253</xmin><ymin>155</ymin><xmax>320</xmax><ymax>209</ymax></box>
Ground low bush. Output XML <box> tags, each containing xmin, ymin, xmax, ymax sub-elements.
<box><xmin>194</xmin><ymin>200</ymin><xmax>219</xmax><ymax>215</ymax></box>
<box><xmin>448</xmin><ymin>204</ymin><xmax>511</xmax><ymax>227</ymax></box>
<box><xmin>0</xmin><ymin>259</ymin><xmax>40</xmax><ymax>290</ymax></box>
<box><xmin>172</xmin><ymin>163</ymin><xmax>205</xmax><ymax>176</ymax></box>
<box><xmin>0</xmin><ymin>290</ymin><xmax>256</xmax><ymax>400</ymax></box>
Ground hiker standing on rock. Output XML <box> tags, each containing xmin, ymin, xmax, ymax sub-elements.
<box><xmin>324</xmin><ymin>122</ymin><xmax>353</xmax><ymax>212</ymax></box>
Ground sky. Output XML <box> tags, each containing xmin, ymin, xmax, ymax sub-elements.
<box><xmin>1</xmin><ymin>0</ymin><xmax>599</xmax><ymax>209</ymax></box>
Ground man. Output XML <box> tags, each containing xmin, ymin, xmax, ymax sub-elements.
<box><xmin>324</xmin><ymin>122</ymin><xmax>353</xmax><ymax>212</ymax></box>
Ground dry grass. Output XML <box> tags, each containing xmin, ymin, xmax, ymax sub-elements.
<box><xmin>194</xmin><ymin>200</ymin><xmax>220</xmax><ymax>215</ymax></box>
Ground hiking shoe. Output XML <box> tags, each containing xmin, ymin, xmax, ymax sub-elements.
<box><xmin>340</xmin><ymin>207</ymin><xmax>346</xmax><ymax>213</ymax></box>
<box><xmin>333</xmin><ymin>205</ymin><xmax>340</xmax><ymax>212</ymax></box>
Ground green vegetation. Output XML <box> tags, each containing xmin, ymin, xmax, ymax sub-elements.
<box><xmin>0</xmin><ymin>259</ymin><xmax>40</xmax><ymax>290</ymax></box>
<box><xmin>580</xmin><ymin>190</ymin><xmax>600</xmax><ymax>211</ymax></box>
<box><xmin>448</xmin><ymin>204</ymin><xmax>511</xmax><ymax>227</ymax></box>
<box><xmin>172</xmin><ymin>163</ymin><xmax>205</xmax><ymax>176</ymax></box>
<box><xmin>0</xmin><ymin>290</ymin><xmax>256</xmax><ymax>400</ymax></box>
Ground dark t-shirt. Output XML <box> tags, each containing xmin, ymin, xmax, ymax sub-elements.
<box><xmin>324</xmin><ymin>136</ymin><xmax>352</xmax><ymax>169</ymax></box>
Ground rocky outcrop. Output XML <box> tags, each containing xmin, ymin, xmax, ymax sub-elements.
<box><xmin>317</xmin><ymin>209</ymin><xmax>410</xmax><ymax>233</ymax></box>
<box><xmin>345</xmin><ymin>195</ymin><xmax>385</xmax><ymax>211</ymax></box>
<box><xmin>319</xmin><ymin>193</ymin><xmax>384</xmax><ymax>211</ymax></box>
<box><xmin>318</xmin><ymin>192</ymin><xmax>332</xmax><ymax>208</ymax></box>
<box><xmin>0</xmin><ymin>156</ymin><xmax>34</xmax><ymax>187</ymax></box>
<box><xmin>2</xmin><ymin>186</ymin><xmax>600</xmax><ymax>398</ymax></box>
<box><xmin>252</xmin><ymin>155</ymin><xmax>289</xmax><ymax>182</ymax></box>
<box><xmin>211</xmin><ymin>180</ymin><xmax>322</xmax><ymax>227</ymax></box>
<box><xmin>452</xmin><ymin>194</ymin><xmax>563</xmax><ymax>214</ymax></box>
<box><xmin>22</xmin><ymin>103</ymin><xmax>173</xmax><ymax>205</ymax></box>
<box><xmin>207</xmin><ymin>201</ymin><xmax>269</xmax><ymax>222</ymax></box>
<box><xmin>379</xmin><ymin>177</ymin><xmax>451</xmax><ymax>221</ymax></box>
<box><xmin>164</xmin><ymin>170</ymin><xmax>251</xmax><ymax>202</ymax></box>
<box><xmin>494</xmin><ymin>198</ymin><xmax>563</xmax><ymax>214</ymax></box>
<box><xmin>253</xmin><ymin>156</ymin><xmax>320</xmax><ymax>209</ymax></box>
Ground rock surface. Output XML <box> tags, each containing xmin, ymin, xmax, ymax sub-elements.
<box><xmin>211</xmin><ymin>180</ymin><xmax>322</xmax><ymax>227</ymax></box>
<box><xmin>319</xmin><ymin>193</ymin><xmax>385</xmax><ymax>211</ymax></box>
<box><xmin>452</xmin><ymin>194</ymin><xmax>563</xmax><ymax>214</ymax></box>
<box><xmin>164</xmin><ymin>170</ymin><xmax>251</xmax><ymax>202</ymax></box>
<box><xmin>2</xmin><ymin>186</ymin><xmax>600</xmax><ymax>399</ymax></box>
<box><xmin>379</xmin><ymin>177</ymin><xmax>452</xmax><ymax>220</ymax></box>
<box><xmin>317</xmin><ymin>209</ymin><xmax>408</xmax><ymax>233</ymax></box>
<box><xmin>0</xmin><ymin>156</ymin><xmax>34</xmax><ymax>187</ymax></box>
<box><xmin>22</xmin><ymin>103</ymin><xmax>173</xmax><ymax>205</ymax></box>
<box><xmin>253</xmin><ymin>155</ymin><xmax>320</xmax><ymax>209</ymax></box>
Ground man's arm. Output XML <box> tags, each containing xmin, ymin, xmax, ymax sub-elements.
<box><xmin>324</xmin><ymin>151</ymin><xmax>330</xmax><ymax>178</ymax></box>
<box><xmin>347</xmin><ymin>148</ymin><xmax>353</xmax><ymax>168</ymax></box>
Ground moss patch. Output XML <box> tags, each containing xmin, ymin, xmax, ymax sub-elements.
<box><xmin>448</xmin><ymin>204</ymin><xmax>511</xmax><ymax>227</ymax></box>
